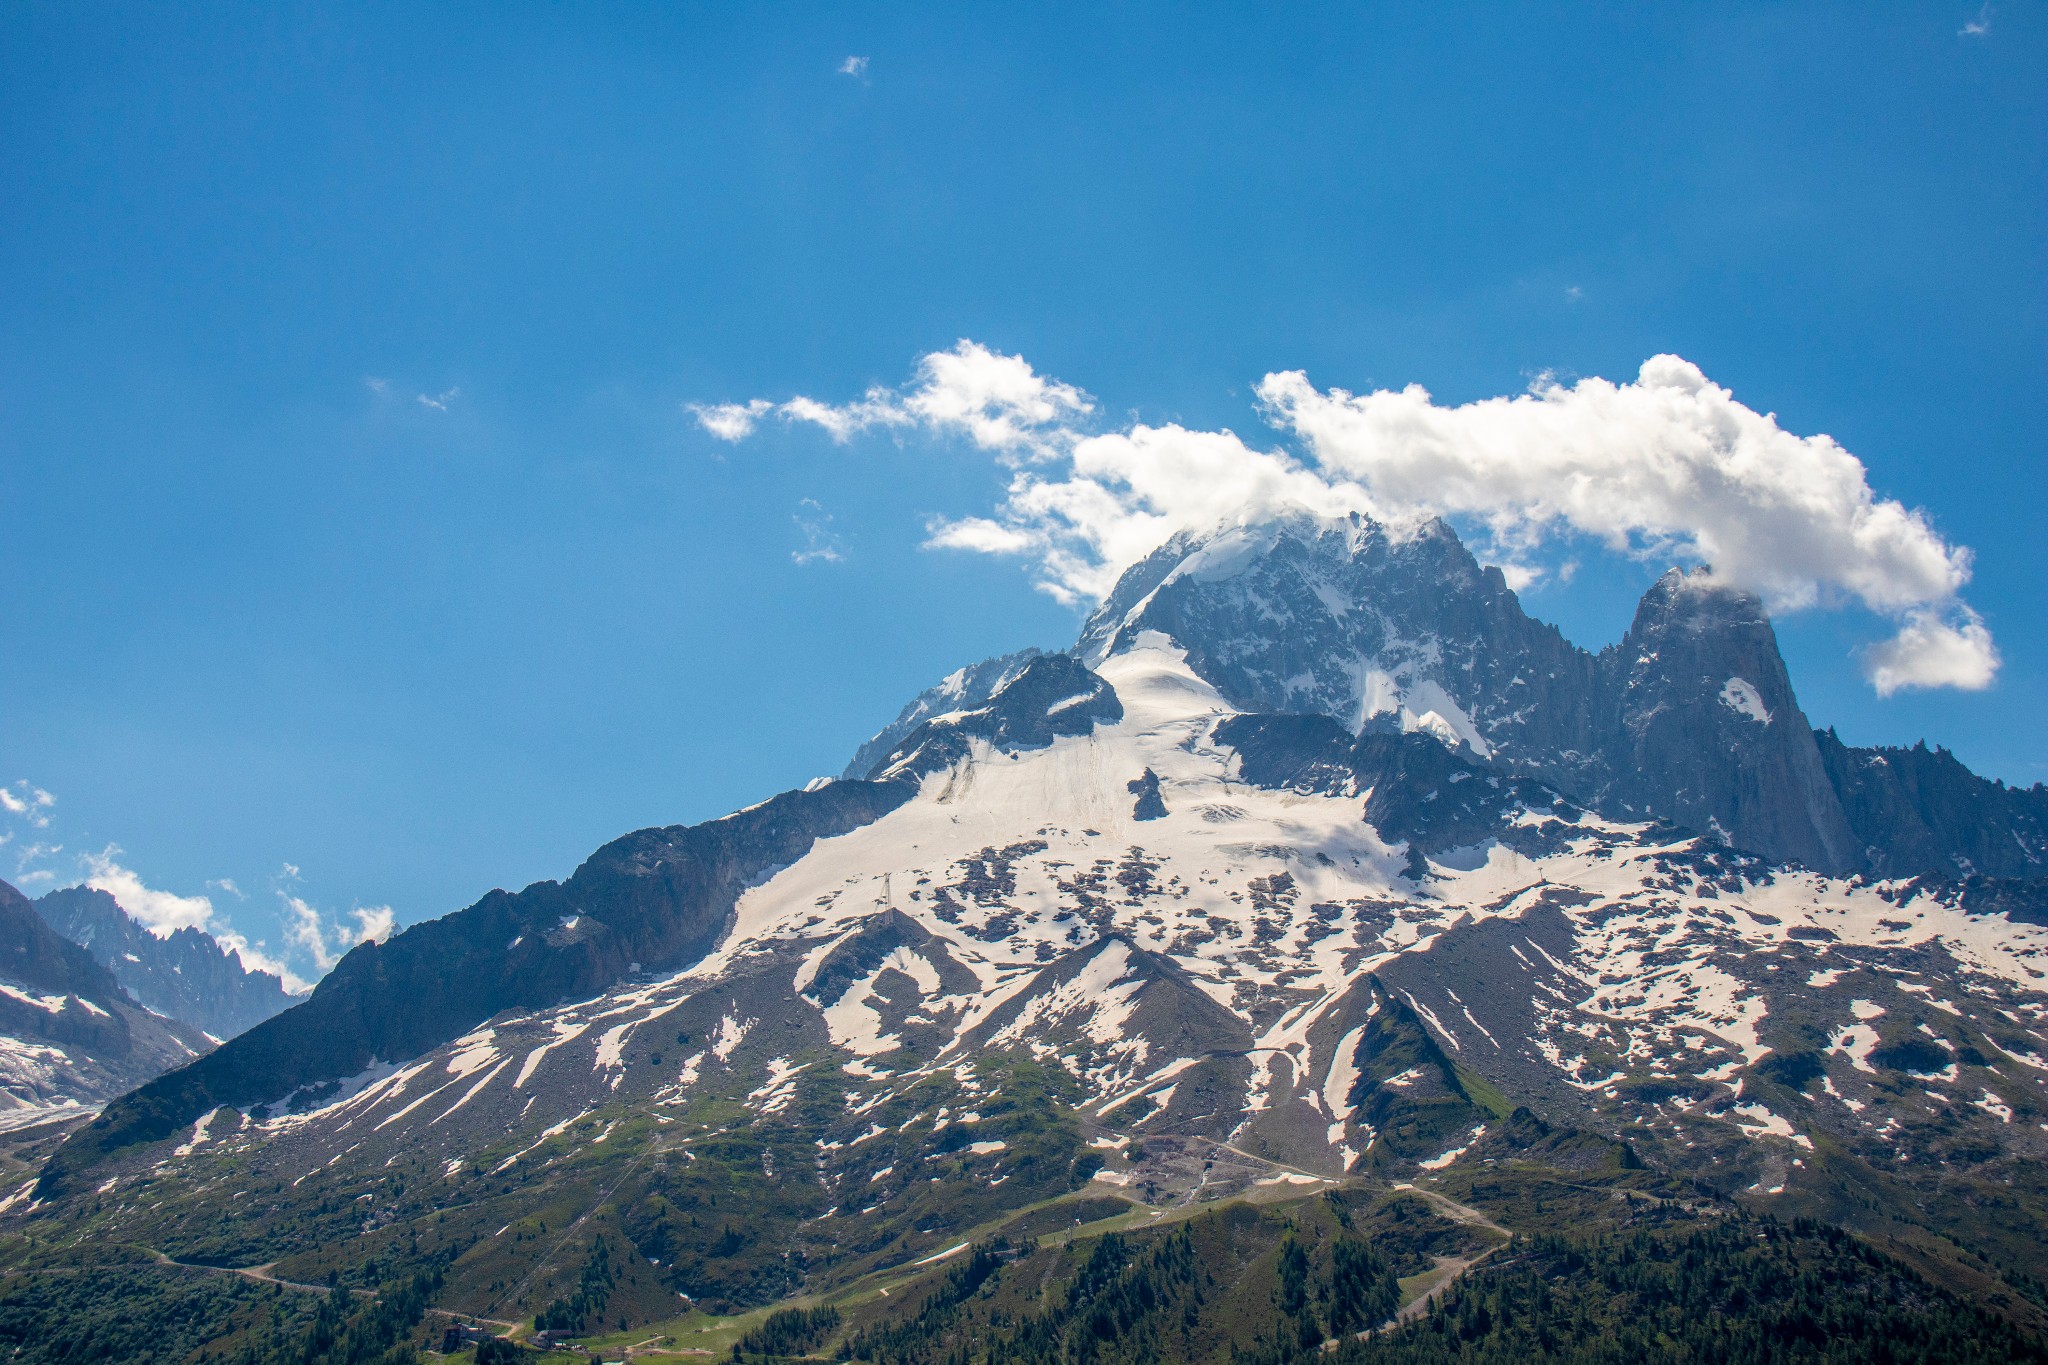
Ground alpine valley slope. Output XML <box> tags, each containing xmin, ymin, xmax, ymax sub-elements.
<box><xmin>6</xmin><ymin>513</ymin><xmax>2048</xmax><ymax>1356</ymax></box>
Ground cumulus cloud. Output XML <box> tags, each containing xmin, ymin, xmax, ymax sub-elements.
<box><xmin>81</xmin><ymin>847</ymin><xmax>217</xmax><ymax>935</ymax></box>
<box><xmin>697</xmin><ymin>342</ymin><xmax>1994</xmax><ymax>694</ymax></box>
<box><xmin>1864</xmin><ymin>609</ymin><xmax>1999</xmax><ymax>697</ymax></box>
<box><xmin>690</xmin><ymin>340</ymin><xmax>1091</xmax><ymax>461</ymax></box>
<box><xmin>1256</xmin><ymin>357</ymin><xmax>1968</xmax><ymax>614</ymax></box>
<box><xmin>839</xmin><ymin>55</ymin><xmax>870</xmax><ymax>78</ymax></box>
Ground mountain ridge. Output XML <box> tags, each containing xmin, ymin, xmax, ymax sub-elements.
<box><xmin>7</xmin><ymin>511</ymin><xmax>2047</xmax><ymax>1356</ymax></box>
<box><xmin>33</xmin><ymin>885</ymin><xmax>292</xmax><ymax>1041</ymax></box>
<box><xmin>0</xmin><ymin>879</ymin><xmax>212</xmax><ymax>1132</ymax></box>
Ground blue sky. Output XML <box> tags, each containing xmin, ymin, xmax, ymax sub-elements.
<box><xmin>2</xmin><ymin>4</ymin><xmax>2041</xmax><ymax>985</ymax></box>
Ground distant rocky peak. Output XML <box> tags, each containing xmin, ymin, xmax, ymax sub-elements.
<box><xmin>35</xmin><ymin>884</ymin><xmax>293</xmax><ymax>1041</ymax></box>
<box><xmin>1610</xmin><ymin>567</ymin><xmax>1798</xmax><ymax>721</ymax></box>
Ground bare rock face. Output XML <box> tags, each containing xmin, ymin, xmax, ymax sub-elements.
<box><xmin>1594</xmin><ymin>568</ymin><xmax>1859</xmax><ymax>875</ymax></box>
<box><xmin>867</xmin><ymin>653</ymin><xmax>1123</xmax><ymax>782</ymax></box>
<box><xmin>1816</xmin><ymin>728</ymin><xmax>2048</xmax><ymax>879</ymax></box>
<box><xmin>842</xmin><ymin>647</ymin><xmax>1045</xmax><ymax>781</ymax></box>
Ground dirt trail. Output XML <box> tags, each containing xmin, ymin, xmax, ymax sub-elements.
<box><xmin>1383</xmin><ymin>1182</ymin><xmax>1513</xmax><ymax>1326</ymax></box>
<box><xmin>145</xmin><ymin>1250</ymin><xmax>371</xmax><ymax>1298</ymax></box>
<box><xmin>1387</xmin><ymin>1181</ymin><xmax>1511</xmax><ymax>1237</ymax></box>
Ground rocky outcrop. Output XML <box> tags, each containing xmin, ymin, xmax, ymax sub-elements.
<box><xmin>1078</xmin><ymin>514</ymin><xmax>1601</xmax><ymax>789</ymax></box>
<box><xmin>843</xmin><ymin>647</ymin><xmax>1045</xmax><ymax>781</ymax></box>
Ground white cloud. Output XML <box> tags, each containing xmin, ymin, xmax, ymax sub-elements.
<box><xmin>13</xmin><ymin>842</ymin><xmax>61</xmax><ymax>875</ymax></box>
<box><xmin>212</xmin><ymin>928</ymin><xmax>312</xmax><ymax>994</ymax></box>
<box><xmin>0</xmin><ymin>782</ymin><xmax>55</xmax><ymax>829</ymax></box>
<box><xmin>1961</xmin><ymin>4</ymin><xmax>1992</xmax><ymax>36</ymax></box>
<box><xmin>275</xmin><ymin>866</ymin><xmax>398</xmax><ymax>975</ymax></box>
<box><xmin>349</xmin><ymin>905</ymin><xmax>396</xmax><ymax>945</ymax></box>
<box><xmin>1256</xmin><ymin>356</ymin><xmax>1972</xmax><ymax>617</ymax></box>
<box><xmin>697</xmin><ymin>342</ymin><xmax>1994</xmax><ymax>692</ymax></box>
<box><xmin>417</xmin><ymin>386</ymin><xmax>460</xmax><ymax>411</ymax></box>
<box><xmin>690</xmin><ymin>399</ymin><xmax>773</xmax><ymax>441</ymax></box>
<box><xmin>281</xmin><ymin>893</ymin><xmax>340</xmax><ymax>972</ymax></box>
<box><xmin>922</xmin><ymin>516</ymin><xmax>1039</xmax><ymax>555</ymax></box>
<box><xmin>839</xmin><ymin>55</ymin><xmax>870</xmax><ymax>78</ymax></box>
<box><xmin>207</xmin><ymin>877</ymin><xmax>246</xmax><ymax>899</ymax></box>
<box><xmin>81</xmin><ymin>848</ymin><xmax>216</xmax><ymax>935</ymax></box>
<box><xmin>691</xmin><ymin>340</ymin><xmax>1091</xmax><ymax>462</ymax></box>
<box><xmin>1863</xmin><ymin>608</ymin><xmax>2000</xmax><ymax>696</ymax></box>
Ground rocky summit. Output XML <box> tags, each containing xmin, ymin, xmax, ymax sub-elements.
<box><xmin>3</xmin><ymin>513</ymin><xmax>2046</xmax><ymax>1363</ymax></box>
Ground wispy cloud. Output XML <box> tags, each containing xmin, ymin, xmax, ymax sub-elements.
<box><xmin>691</xmin><ymin>340</ymin><xmax>1091</xmax><ymax>461</ymax></box>
<box><xmin>699</xmin><ymin>342</ymin><xmax>1997</xmax><ymax>695</ymax></box>
<box><xmin>12</xmin><ymin>844</ymin><xmax>61</xmax><ymax>884</ymax></box>
<box><xmin>350</xmin><ymin>906</ymin><xmax>396</xmax><ymax>945</ymax></box>
<box><xmin>0</xmin><ymin>786</ymin><xmax>368</xmax><ymax>993</ymax></box>
<box><xmin>281</xmin><ymin>892</ymin><xmax>338</xmax><ymax>971</ymax></box>
<box><xmin>838</xmin><ymin>55</ymin><xmax>870</xmax><ymax>78</ymax></box>
<box><xmin>690</xmin><ymin>398</ymin><xmax>773</xmax><ymax>441</ymax></box>
<box><xmin>210</xmin><ymin>929</ymin><xmax>307</xmax><ymax>994</ymax></box>
<box><xmin>1961</xmin><ymin>3</ymin><xmax>1992</xmax><ymax>36</ymax></box>
<box><xmin>0</xmin><ymin>782</ymin><xmax>55</xmax><ymax>829</ymax></box>
<box><xmin>1</xmin><ymin>782</ymin><xmax>61</xmax><ymax>884</ymax></box>
<box><xmin>275</xmin><ymin>865</ymin><xmax>395</xmax><ymax>977</ymax></box>
<box><xmin>417</xmin><ymin>386</ymin><xmax>461</xmax><ymax>411</ymax></box>
<box><xmin>793</xmin><ymin>498</ymin><xmax>847</xmax><ymax>565</ymax></box>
